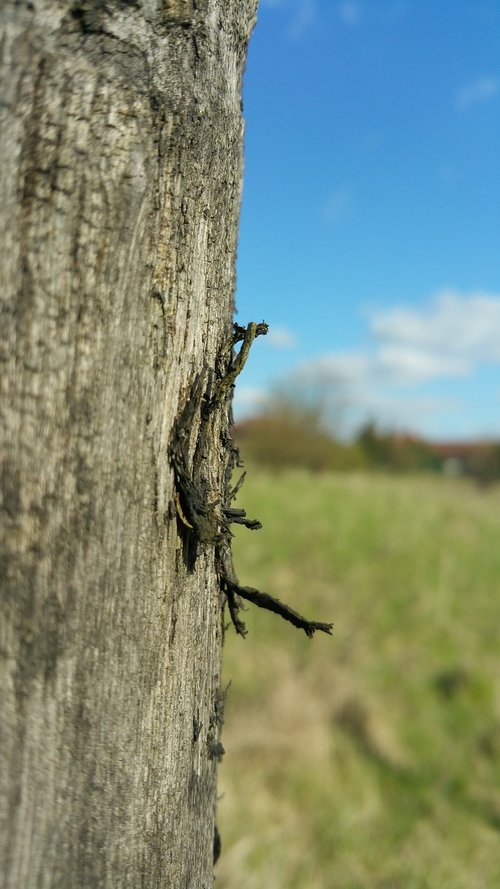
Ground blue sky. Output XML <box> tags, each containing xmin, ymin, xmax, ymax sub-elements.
<box><xmin>233</xmin><ymin>0</ymin><xmax>500</xmax><ymax>441</ymax></box>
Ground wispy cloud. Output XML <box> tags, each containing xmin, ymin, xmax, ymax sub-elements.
<box><xmin>455</xmin><ymin>76</ymin><xmax>499</xmax><ymax>111</ymax></box>
<box><xmin>323</xmin><ymin>186</ymin><xmax>353</xmax><ymax>223</ymax></box>
<box><xmin>377</xmin><ymin>345</ymin><xmax>469</xmax><ymax>383</ymax></box>
<box><xmin>346</xmin><ymin>391</ymin><xmax>461</xmax><ymax>435</ymax></box>
<box><xmin>289</xmin><ymin>290</ymin><xmax>500</xmax><ymax>436</ymax></box>
<box><xmin>260</xmin><ymin>0</ymin><xmax>317</xmax><ymax>41</ymax></box>
<box><xmin>233</xmin><ymin>292</ymin><xmax>500</xmax><ymax>437</ymax></box>
<box><xmin>337</xmin><ymin>1</ymin><xmax>363</xmax><ymax>26</ymax></box>
<box><xmin>298</xmin><ymin>345</ymin><xmax>468</xmax><ymax>390</ymax></box>
<box><xmin>288</xmin><ymin>351</ymin><xmax>464</xmax><ymax>437</ymax></box>
<box><xmin>288</xmin><ymin>0</ymin><xmax>317</xmax><ymax>40</ymax></box>
<box><xmin>437</xmin><ymin>164</ymin><xmax>457</xmax><ymax>183</ymax></box>
<box><xmin>232</xmin><ymin>386</ymin><xmax>268</xmax><ymax>417</ymax></box>
<box><xmin>370</xmin><ymin>290</ymin><xmax>500</xmax><ymax>364</ymax></box>
<box><xmin>317</xmin><ymin>290</ymin><xmax>500</xmax><ymax>385</ymax></box>
<box><xmin>266</xmin><ymin>327</ymin><xmax>298</xmax><ymax>349</ymax></box>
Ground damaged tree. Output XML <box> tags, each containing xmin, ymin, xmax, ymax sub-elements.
<box><xmin>0</xmin><ymin>2</ymin><xmax>259</xmax><ymax>886</ymax></box>
<box><xmin>0</xmin><ymin>2</ymin><xmax>331</xmax><ymax>887</ymax></box>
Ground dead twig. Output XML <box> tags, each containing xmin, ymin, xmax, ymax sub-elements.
<box><xmin>222</xmin><ymin>576</ymin><xmax>333</xmax><ymax>639</ymax></box>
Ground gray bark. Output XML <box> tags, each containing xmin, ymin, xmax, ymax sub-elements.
<box><xmin>0</xmin><ymin>1</ymin><xmax>257</xmax><ymax>886</ymax></box>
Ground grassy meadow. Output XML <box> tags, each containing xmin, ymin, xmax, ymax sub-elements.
<box><xmin>216</xmin><ymin>469</ymin><xmax>500</xmax><ymax>889</ymax></box>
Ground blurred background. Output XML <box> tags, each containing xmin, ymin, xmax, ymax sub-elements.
<box><xmin>217</xmin><ymin>2</ymin><xmax>500</xmax><ymax>887</ymax></box>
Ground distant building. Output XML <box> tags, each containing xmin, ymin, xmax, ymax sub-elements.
<box><xmin>431</xmin><ymin>441</ymin><xmax>500</xmax><ymax>480</ymax></box>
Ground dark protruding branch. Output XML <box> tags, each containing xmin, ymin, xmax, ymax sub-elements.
<box><xmin>227</xmin><ymin>470</ymin><xmax>246</xmax><ymax>504</ymax></box>
<box><xmin>223</xmin><ymin>507</ymin><xmax>262</xmax><ymax>530</ymax></box>
<box><xmin>224</xmin><ymin>581</ymin><xmax>248</xmax><ymax>637</ymax></box>
<box><xmin>222</xmin><ymin>576</ymin><xmax>334</xmax><ymax>638</ymax></box>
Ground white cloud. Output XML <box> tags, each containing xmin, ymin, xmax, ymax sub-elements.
<box><xmin>377</xmin><ymin>345</ymin><xmax>469</xmax><ymax>383</ymax></box>
<box><xmin>286</xmin><ymin>290</ymin><xmax>500</xmax><ymax>436</ymax></box>
<box><xmin>298</xmin><ymin>352</ymin><xmax>372</xmax><ymax>386</ymax></box>
<box><xmin>323</xmin><ymin>186</ymin><xmax>353</xmax><ymax>223</ymax></box>
<box><xmin>296</xmin><ymin>345</ymin><xmax>468</xmax><ymax>390</ymax></box>
<box><xmin>260</xmin><ymin>0</ymin><xmax>318</xmax><ymax>41</ymax></box>
<box><xmin>297</xmin><ymin>291</ymin><xmax>500</xmax><ymax>388</ymax></box>
<box><xmin>288</xmin><ymin>0</ymin><xmax>317</xmax><ymax>40</ymax></box>
<box><xmin>266</xmin><ymin>327</ymin><xmax>298</xmax><ymax>349</ymax></box>
<box><xmin>348</xmin><ymin>391</ymin><xmax>461</xmax><ymax>436</ymax></box>
<box><xmin>455</xmin><ymin>76</ymin><xmax>499</xmax><ymax>111</ymax></box>
<box><xmin>288</xmin><ymin>353</ymin><xmax>464</xmax><ymax>437</ymax></box>
<box><xmin>232</xmin><ymin>386</ymin><xmax>268</xmax><ymax>418</ymax></box>
<box><xmin>337</xmin><ymin>1</ymin><xmax>362</xmax><ymax>26</ymax></box>
<box><xmin>233</xmin><ymin>291</ymin><xmax>500</xmax><ymax>438</ymax></box>
<box><xmin>370</xmin><ymin>290</ymin><xmax>500</xmax><ymax>364</ymax></box>
<box><xmin>437</xmin><ymin>164</ymin><xmax>457</xmax><ymax>183</ymax></box>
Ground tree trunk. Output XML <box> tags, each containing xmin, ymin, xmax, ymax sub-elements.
<box><xmin>0</xmin><ymin>2</ymin><xmax>257</xmax><ymax>886</ymax></box>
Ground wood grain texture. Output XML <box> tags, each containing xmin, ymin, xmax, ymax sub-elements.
<box><xmin>0</xmin><ymin>1</ymin><xmax>257</xmax><ymax>885</ymax></box>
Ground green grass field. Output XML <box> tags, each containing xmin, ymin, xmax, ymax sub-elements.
<box><xmin>216</xmin><ymin>470</ymin><xmax>500</xmax><ymax>889</ymax></box>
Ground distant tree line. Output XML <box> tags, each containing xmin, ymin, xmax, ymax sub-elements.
<box><xmin>234</xmin><ymin>398</ymin><xmax>500</xmax><ymax>484</ymax></box>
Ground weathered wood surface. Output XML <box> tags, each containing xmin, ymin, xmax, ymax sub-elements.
<box><xmin>0</xmin><ymin>1</ymin><xmax>257</xmax><ymax>885</ymax></box>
